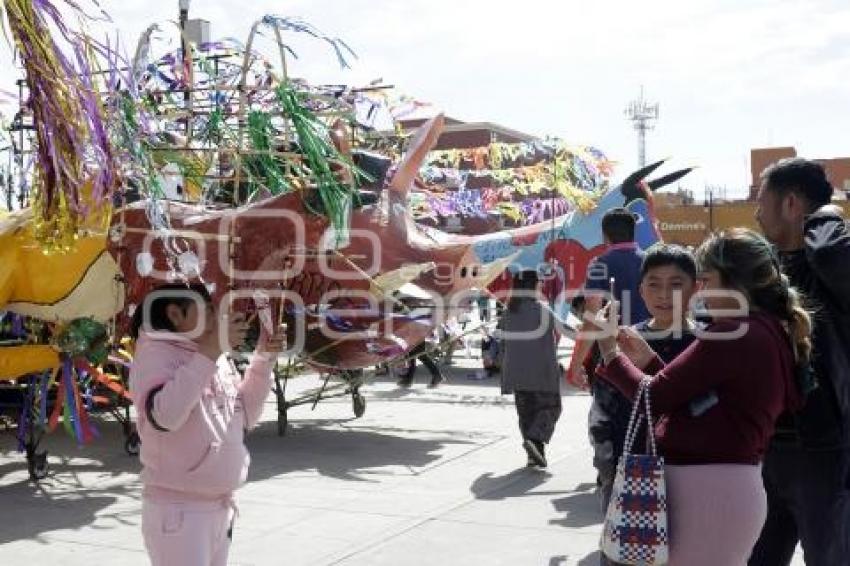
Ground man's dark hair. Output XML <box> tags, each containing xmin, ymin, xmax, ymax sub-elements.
<box><xmin>761</xmin><ymin>158</ymin><xmax>833</xmax><ymax>212</ymax></box>
<box><xmin>130</xmin><ymin>283</ymin><xmax>212</xmax><ymax>339</ymax></box>
<box><xmin>508</xmin><ymin>269</ymin><xmax>539</xmax><ymax>312</ymax></box>
<box><xmin>601</xmin><ymin>208</ymin><xmax>637</xmax><ymax>243</ymax></box>
<box><xmin>640</xmin><ymin>243</ymin><xmax>697</xmax><ymax>282</ymax></box>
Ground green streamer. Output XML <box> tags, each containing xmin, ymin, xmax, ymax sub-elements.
<box><xmin>275</xmin><ymin>80</ymin><xmax>355</xmax><ymax>241</ymax></box>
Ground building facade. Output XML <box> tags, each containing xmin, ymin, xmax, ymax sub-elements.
<box><xmin>655</xmin><ymin>198</ymin><xmax>850</xmax><ymax>247</ymax></box>
<box><xmin>749</xmin><ymin>146</ymin><xmax>850</xmax><ymax>199</ymax></box>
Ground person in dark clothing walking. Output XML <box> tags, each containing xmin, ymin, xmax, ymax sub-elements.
<box><xmin>477</xmin><ymin>292</ymin><xmax>492</xmax><ymax>323</ymax></box>
<box><xmin>397</xmin><ymin>340</ymin><xmax>445</xmax><ymax>388</ymax></box>
<box><xmin>750</xmin><ymin>157</ymin><xmax>850</xmax><ymax>566</ymax></box>
<box><xmin>500</xmin><ymin>270</ymin><xmax>564</xmax><ymax>468</ymax></box>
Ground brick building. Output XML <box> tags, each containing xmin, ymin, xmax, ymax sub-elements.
<box><xmin>749</xmin><ymin>147</ymin><xmax>850</xmax><ymax>199</ymax></box>
<box><xmin>397</xmin><ymin>116</ymin><xmax>537</xmax><ymax>149</ymax></box>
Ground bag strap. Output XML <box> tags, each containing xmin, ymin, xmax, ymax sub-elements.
<box><xmin>622</xmin><ymin>380</ymin><xmax>645</xmax><ymax>457</ymax></box>
<box><xmin>622</xmin><ymin>377</ymin><xmax>658</xmax><ymax>457</ymax></box>
<box><xmin>642</xmin><ymin>377</ymin><xmax>658</xmax><ymax>456</ymax></box>
<box><xmin>145</xmin><ymin>383</ymin><xmax>170</xmax><ymax>432</ymax></box>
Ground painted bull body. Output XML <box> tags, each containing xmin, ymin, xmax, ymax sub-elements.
<box><xmin>1</xmin><ymin>113</ymin><xmax>688</xmax><ymax>376</ymax></box>
<box><xmin>474</xmin><ymin>159</ymin><xmax>693</xmax><ymax>297</ymax></box>
<box><xmin>107</xmin><ymin>115</ymin><xmax>513</xmax><ymax>370</ymax></box>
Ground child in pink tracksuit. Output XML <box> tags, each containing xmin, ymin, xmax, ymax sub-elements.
<box><xmin>130</xmin><ymin>284</ymin><xmax>285</xmax><ymax>566</ymax></box>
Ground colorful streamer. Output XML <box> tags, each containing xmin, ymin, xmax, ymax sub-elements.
<box><xmin>3</xmin><ymin>0</ymin><xmax>118</xmax><ymax>252</ymax></box>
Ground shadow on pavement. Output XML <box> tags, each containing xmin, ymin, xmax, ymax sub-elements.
<box><xmin>0</xmin><ymin>414</ymin><xmax>144</xmax><ymax>543</ymax></box>
<box><xmin>368</xmin><ymin>372</ymin><xmax>586</xmax><ymax>398</ymax></box>
<box><xmin>365</xmin><ymin>353</ymin><xmax>584</xmax><ymax>396</ymax></box>
<box><xmin>246</xmin><ymin>419</ymin><xmax>477</xmax><ymax>483</ymax></box>
<box><xmin>549</xmin><ymin>481</ymin><xmax>603</xmax><ymax>529</ymax></box>
<box><xmin>575</xmin><ymin>550</ymin><xmax>602</xmax><ymax>565</ymax></box>
<box><xmin>0</xmin><ymin>433</ymin><xmax>141</xmax><ymax>546</ymax></box>
<box><xmin>469</xmin><ymin>467</ymin><xmax>554</xmax><ymax>500</ymax></box>
<box><xmin>0</xmin><ymin>487</ymin><xmax>121</xmax><ymax>545</ymax></box>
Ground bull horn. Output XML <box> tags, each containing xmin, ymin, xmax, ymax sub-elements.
<box><xmin>475</xmin><ymin>251</ymin><xmax>522</xmax><ymax>288</ymax></box>
<box><xmin>389</xmin><ymin>114</ymin><xmax>445</xmax><ymax>198</ymax></box>
<box><xmin>369</xmin><ymin>262</ymin><xmax>437</xmax><ymax>297</ymax></box>
<box><xmin>621</xmin><ymin>158</ymin><xmax>667</xmax><ymax>188</ymax></box>
<box><xmin>647</xmin><ymin>167</ymin><xmax>696</xmax><ymax>191</ymax></box>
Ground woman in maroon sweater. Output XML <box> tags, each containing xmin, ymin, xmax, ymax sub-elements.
<box><xmin>594</xmin><ymin>228</ymin><xmax>811</xmax><ymax>566</ymax></box>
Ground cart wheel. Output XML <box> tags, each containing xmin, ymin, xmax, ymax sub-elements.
<box><xmin>391</xmin><ymin>362</ymin><xmax>414</xmax><ymax>381</ymax></box>
<box><xmin>352</xmin><ymin>393</ymin><xmax>366</xmax><ymax>418</ymax></box>
<box><xmin>125</xmin><ymin>432</ymin><xmax>141</xmax><ymax>456</ymax></box>
<box><xmin>442</xmin><ymin>346</ymin><xmax>456</xmax><ymax>366</ymax></box>
<box><xmin>28</xmin><ymin>450</ymin><xmax>49</xmax><ymax>482</ymax></box>
<box><xmin>277</xmin><ymin>409</ymin><xmax>288</xmax><ymax>436</ymax></box>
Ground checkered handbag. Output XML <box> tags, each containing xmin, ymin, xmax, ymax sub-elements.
<box><xmin>600</xmin><ymin>377</ymin><xmax>669</xmax><ymax>565</ymax></box>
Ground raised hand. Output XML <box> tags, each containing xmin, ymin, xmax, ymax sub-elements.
<box><xmin>582</xmin><ymin>300</ymin><xmax>620</xmax><ymax>362</ymax></box>
<box><xmin>257</xmin><ymin>323</ymin><xmax>287</xmax><ymax>355</ymax></box>
<box><xmin>617</xmin><ymin>326</ymin><xmax>656</xmax><ymax>369</ymax></box>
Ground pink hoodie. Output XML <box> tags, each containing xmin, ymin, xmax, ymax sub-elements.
<box><xmin>130</xmin><ymin>332</ymin><xmax>274</xmax><ymax>498</ymax></box>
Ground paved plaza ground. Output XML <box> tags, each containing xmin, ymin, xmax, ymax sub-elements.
<box><xmin>0</xmin><ymin>341</ymin><xmax>804</xmax><ymax>565</ymax></box>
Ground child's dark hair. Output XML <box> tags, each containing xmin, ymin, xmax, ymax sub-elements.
<box><xmin>640</xmin><ymin>243</ymin><xmax>697</xmax><ymax>282</ymax></box>
<box><xmin>601</xmin><ymin>207</ymin><xmax>637</xmax><ymax>243</ymax></box>
<box><xmin>130</xmin><ymin>283</ymin><xmax>213</xmax><ymax>339</ymax></box>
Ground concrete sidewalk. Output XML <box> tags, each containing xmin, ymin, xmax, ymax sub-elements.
<box><xmin>0</xmin><ymin>352</ymin><xmax>804</xmax><ymax>565</ymax></box>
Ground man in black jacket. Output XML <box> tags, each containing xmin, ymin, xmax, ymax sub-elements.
<box><xmin>750</xmin><ymin>158</ymin><xmax>850</xmax><ymax>566</ymax></box>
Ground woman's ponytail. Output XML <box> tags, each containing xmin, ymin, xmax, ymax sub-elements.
<box><xmin>783</xmin><ymin>281</ymin><xmax>813</xmax><ymax>366</ymax></box>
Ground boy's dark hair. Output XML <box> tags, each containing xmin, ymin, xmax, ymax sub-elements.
<box><xmin>601</xmin><ymin>208</ymin><xmax>637</xmax><ymax>243</ymax></box>
<box><xmin>760</xmin><ymin>158</ymin><xmax>833</xmax><ymax>212</ymax></box>
<box><xmin>130</xmin><ymin>283</ymin><xmax>212</xmax><ymax>339</ymax></box>
<box><xmin>570</xmin><ymin>295</ymin><xmax>586</xmax><ymax>317</ymax></box>
<box><xmin>640</xmin><ymin>243</ymin><xmax>697</xmax><ymax>281</ymax></box>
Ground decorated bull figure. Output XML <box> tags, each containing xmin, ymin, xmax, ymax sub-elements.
<box><xmin>108</xmin><ymin>114</ymin><xmax>514</xmax><ymax>371</ymax></box>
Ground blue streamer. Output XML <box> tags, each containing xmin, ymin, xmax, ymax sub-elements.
<box><xmin>63</xmin><ymin>359</ymin><xmax>83</xmax><ymax>444</ymax></box>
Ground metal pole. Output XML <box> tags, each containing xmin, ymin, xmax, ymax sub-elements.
<box><xmin>709</xmin><ymin>190</ymin><xmax>714</xmax><ymax>232</ymax></box>
<box><xmin>179</xmin><ymin>0</ymin><xmax>191</xmax><ymax>140</ymax></box>
<box><xmin>17</xmin><ymin>79</ymin><xmax>25</xmax><ymax>209</ymax></box>
<box><xmin>637</xmin><ymin>124</ymin><xmax>646</xmax><ymax>167</ymax></box>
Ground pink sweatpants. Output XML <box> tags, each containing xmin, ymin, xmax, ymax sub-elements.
<box><xmin>142</xmin><ymin>496</ymin><xmax>234</xmax><ymax>566</ymax></box>
<box><xmin>665</xmin><ymin>464</ymin><xmax>767</xmax><ymax>566</ymax></box>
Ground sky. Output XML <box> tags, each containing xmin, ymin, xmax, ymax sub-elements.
<box><xmin>3</xmin><ymin>0</ymin><xmax>850</xmax><ymax>200</ymax></box>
